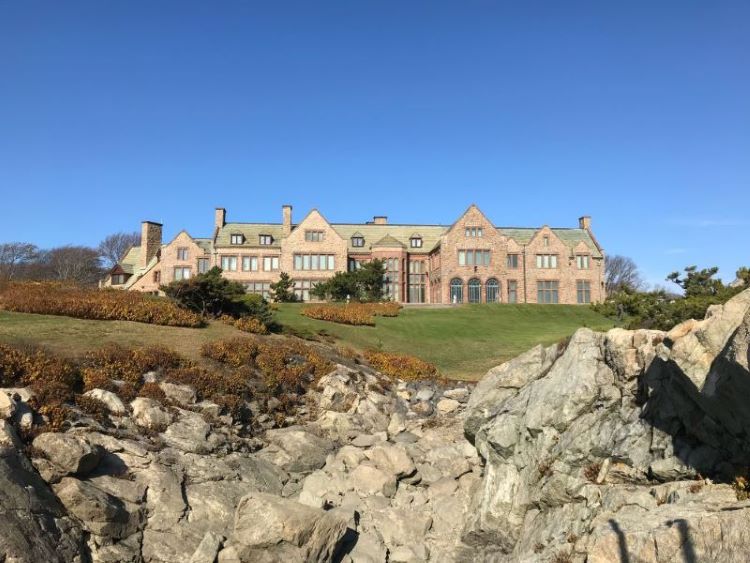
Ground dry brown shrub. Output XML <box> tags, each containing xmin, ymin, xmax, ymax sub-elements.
<box><xmin>138</xmin><ymin>382</ymin><xmax>166</xmax><ymax>402</ymax></box>
<box><xmin>301</xmin><ymin>302</ymin><xmax>402</xmax><ymax>326</ymax></box>
<box><xmin>363</xmin><ymin>350</ymin><xmax>437</xmax><ymax>381</ymax></box>
<box><xmin>75</xmin><ymin>394</ymin><xmax>110</xmax><ymax>423</ymax></box>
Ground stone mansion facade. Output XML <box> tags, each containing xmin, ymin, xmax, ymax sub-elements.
<box><xmin>105</xmin><ymin>204</ymin><xmax>605</xmax><ymax>305</ymax></box>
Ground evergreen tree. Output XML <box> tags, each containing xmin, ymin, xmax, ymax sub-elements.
<box><xmin>269</xmin><ymin>272</ymin><xmax>297</xmax><ymax>302</ymax></box>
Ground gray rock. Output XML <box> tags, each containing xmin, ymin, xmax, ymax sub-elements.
<box><xmin>189</xmin><ymin>531</ymin><xmax>224</xmax><ymax>563</ymax></box>
<box><xmin>130</xmin><ymin>397</ymin><xmax>172</xmax><ymax>429</ymax></box>
<box><xmin>258</xmin><ymin>428</ymin><xmax>334</xmax><ymax>474</ymax></box>
<box><xmin>436</xmin><ymin>398</ymin><xmax>460</xmax><ymax>415</ymax></box>
<box><xmin>415</xmin><ymin>388</ymin><xmax>434</xmax><ymax>402</ymax></box>
<box><xmin>0</xmin><ymin>391</ymin><xmax>16</xmax><ymax>419</ymax></box>
<box><xmin>84</xmin><ymin>389</ymin><xmax>127</xmax><ymax>415</ymax></box>
<box><xmin>162</xmin><ymin>410</ymin><xmax>211</xmax><ymax>453</ymax></box>
<box><xmin>159</xmin><ymin>382</ymin><xmax>197</xmax><ymax>405</ymax></box>
<box><xmin>32</xmin><ymin>433</ymin><xmax>102</xmax><ymax>481</ymax></box>
<box><xmin>442</xmin><ymin>388</ymin><xmax>470</xmax><ymax>403</ymax></box>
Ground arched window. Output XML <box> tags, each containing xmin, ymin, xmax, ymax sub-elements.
<box><xmin>486</xmin><ymin>278</ymin><xmax>500</xmax><ymax>303</ymax></box>
<box><xmin>450</xmin><ymin>278</ymin><xmax>463</xmax><ymax>304</ymax></box>
<box><xmin>468</xmin><ymin>278</ymin><xmax>482</xmax><ymax>303</ymax></box>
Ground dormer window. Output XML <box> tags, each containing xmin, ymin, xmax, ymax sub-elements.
<box><xmin>305</xmin><ymin>230</ymin><xmax>324</xmax><ymax>242</ymax></box>
<box><xmin>410</xmin><ymin>236</ymin><xmax>423</xmax><ymax>248</ymax></box>
<box><xmin>259</xmin><ymin>235</ymin><xmax>273</xmax><ymax>246</ymax></box>
<box><xmin>352</xmin><ymin>236</ymin><xmax>365</xmax><ymax>248</ymax></box>
<box><xmin>465</xmin><ymin>227</ymin><xmax>483</xmax><ymax>238</ymax></box>
<box><xmin>230</xmin><ymin>234</ymin><xmax>244</xmax><ymax>245</ymax></box>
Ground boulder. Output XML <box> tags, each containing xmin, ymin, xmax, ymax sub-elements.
<box><xmin>130</xmin><ymin>397</ymin><xmax>172</xmax><ymax>429</ymax></box>
<box><xmin>31</xmin><ymin>433</ymin><xmax>102</xmax><ymax>481</ymax></box>
<box><xmin>159</xmin><ymin>382</ymin><xmax>197</xmax><ymax>405</ymax></box>
<box><xmin>0</xmin><ymin>391</ymin><xmax>16</xmax><ymax>419</ymax></box>
<box><xmin>84</xmin><ymin>389</ymin><xmax>127</xmax><ymax>415</ymax></box>
<box><xmin>436</xmin><ymin>398</ymin><xmax>460</xmax><ymax>415</ymax></box>
<box><xmin>258</xmin><ymin>428</ymin><xmax>334</xmax><ymax>474</ymax></box>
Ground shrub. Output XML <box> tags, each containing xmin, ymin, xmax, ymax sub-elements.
<box><xmin>225</xmin><ymin>315</ymin><xmax>269</xmax><ymax>335</ymax></box>
<box><xmin>363</xmin><ymin>350</ymin><xmax>437</xmax><ymax>381</ymax></box>
<box><xmin>75</xmin><ymin>394</ymin><xmax>110</xmax><ymax>423</ymax></box>
<box><xmin>138</xmin><ymin>382</ymin><xmax>166</xmax><ymax>402</ymax></box>
<box><xmin>161</xmin><ymin>267</ymin><xmax>247</xmax><ymax>318</ymax></box>
<box><xmin>0</xmin><ymin>344</ymin><xmax>80</xmax><ymax>389</ymax></box>
<box><xmin>310</xmin><ymin>259</ymin><xmax>386</xmax><ymax>301</ymax></box>
<box><xmin>0</xmin><ymin>282</ymin><xmax>203</xmax><ymax>327</ymax></box>
<box><xmin>302</xmin><ymin>302</ymin><xmax>402</xmax><ymax>326</ymax></box>
<box><xmin>269</xmin><ymin>272</ymin><xmax>298</xmax><ymax>303</ymax></box>
<box><xmin>83</xmin><ymin>344</ymin><xmax>185</xmax><ymax>385</ymax></box>
<box><xmin>201</xmin><ymin>338</ymin><xmax>261</xmax><ymax>368</ymax></box>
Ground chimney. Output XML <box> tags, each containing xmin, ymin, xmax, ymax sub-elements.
<box><xmin>140</xmin><ymin>221</ymin><xmax>162</xmax><ymax>270</ymax></box>
<box><xmin>282</xmin><ymin>205</ymin><xmax>293</xmax><ymax>236</ymax></box>
<box><xmin>579</xmin><ymin>216</ymin><xmax>591</xmax><ymax>230</ymax></box>
<box><xmin>373</xmin><ymin>216</ymin><xmax>388</xmax><ymax>225</ymax></box>
<box><xmin>215</xmin><ymin>207</ymin><xmax>226</xmax><ymax>232</ymax></box>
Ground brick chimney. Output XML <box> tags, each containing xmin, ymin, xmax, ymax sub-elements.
<box><xmin>373</xmin><ymin>216</ymin><xmax>388</xmax><ymax>225</ymax></box>
<box><xmin>215</xmin><ymin>208</ymin><xmax>226</xmax><ymax>233</ymax></box>
<box><xmin>282</xmin><ymin>205</ymin><xmax>293</xmax><ymax>236</ymax></box>
<box><xmin>140</xmin><ymin>221</ymin><xmax>162</xmax><ymax>270</ymax></box>
<box><xmin>579</xmin><ymin>216</ymin><xmax>591</xmax><ymax>230</ymax></box>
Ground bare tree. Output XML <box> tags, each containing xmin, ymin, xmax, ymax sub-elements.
<box><xmin>0</xmin><ymin>242</ymin><xmax>39</xmax><ymax>281</ymax></box>
<box><xmin>99</xmin><ymin>232</ymin><xmax>140</xmax><ymax>269</ymax></box>
<box><xmin>46</xmin><ymin>246</ymin><xmax>103</xmax><ymax>285</ymax></box>
<box><xmin>605</xmin><ymin>255</ymin><xmax>643</xmax><ymax>295</ymax></box>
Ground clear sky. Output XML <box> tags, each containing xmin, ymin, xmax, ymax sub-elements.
<box><xmin>1</xmin><ymin>0</ymin><xmax>748</xmax><ymax>288</ymax></box>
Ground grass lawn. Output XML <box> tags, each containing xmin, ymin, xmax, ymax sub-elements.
<box><xmin>276</xmin><ymin>303</ymin><xmax>614</xmax><ymax>380</ymax></box>
<box><xmin>0</xmin><ymin>310</ymin><xmax>244</xmax><ymax>364</ymax></box>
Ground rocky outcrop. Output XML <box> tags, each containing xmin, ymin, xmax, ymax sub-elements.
<box><xmin>463</xmin><ymin>288</ymin><xmax>750</xmax><ymax>561</ymax></box>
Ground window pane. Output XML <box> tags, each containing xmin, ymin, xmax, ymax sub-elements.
<box><xmin>311</xmin><ymin>255</ymin><xmax>319</xmax><ymax>270</ymax></box>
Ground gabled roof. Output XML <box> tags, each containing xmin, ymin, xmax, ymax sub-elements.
<box><xmin>215</xmin><ymin>223</ymin><xmax>285</xmax><ymax>248</ymax></box>
<box><xmin>499</xmin><ymin>227</ymin><xmax>602</xmax><ymax>258</ymax></box>
<box><xmin>372</xmin><ymin>234</ymin><xmax>407</xmax><ymax>248</ymax></box>
<box><xmin>331</xmin><ymin>224</ymin><xmax>446</xmax><ymax>253</ymax></box>
<box><xmin>118</xmin><ymin>247</ymin><xmax>141</xmax><ymax>275</ymax></box>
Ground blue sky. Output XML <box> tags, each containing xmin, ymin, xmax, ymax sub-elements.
<box><xmin>1</xmin><ymin>0</ymin><xmax>748</xmax><ymax>288</ymax></box>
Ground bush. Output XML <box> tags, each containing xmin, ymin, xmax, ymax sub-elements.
<box><xmin>0</xmin><ymin>344</ymin><xmax>80</xmax><ymax>389</ymax></box>
<box><xmin>364</xmin><ymin>350</ymin><xmax>437</xmax><ymax>381</ymax></box>
<box><xmin>161</xmin><ymin>267</ymin><xmax>247</xmax><ymax>318</ymax></box>
<box><xmin>0</xmin><ymin>282</ymin><xmax>202</xmax><ymax>327</ymax></box>
<box><xmin>302</xmin><ymin>302</ymin><xmax>402</xmax><ymax>326</ymax></box>
<box><xmin>310</xmin><ymin>259</ymin><xmax>386</xmax><ymax>302</ymax></box>
<box><xmin>222</xmin><ymin>314</ymin><xmax>269</xmax><ymax>335</ymax></box>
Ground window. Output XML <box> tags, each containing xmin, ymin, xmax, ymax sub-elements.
<box><xmin>506</xmin><ymin>254</ymin><xmax>519</xmax><ymax>269</ymax></box>
<box><xmin>220</xmin><ymin>256</ymin><xmax>238</xmax><ymax>271</ymax></box>
<box><xmin>351</xmin><ymin>236</ymin><xmax>365</xmax><ymax>247</ymax></box>
<box><xmin>450</xmin><ymin>278</ymin><xmax>463</xmax><ymax>303</ymax></box>
<box><xmin>576</xmin><ymin>255</ymin><xmax>590</xmax><ymax>270</ymax></box>
<box><xmin>384</xmin><ymin>258</ymin><xmax>400</xmax><ymax>301</ymax></box>
<box><xmin>577</xmin><ymin>280</ymin><xmax>591</xmax><ymax>304</ymax></box>
<box><xmin>293</xmin><ymin>254</ymin><xmax>334</xmax><ymax>271</ymax></box>
<box><xmin>408</xmin><ymin>261</ymin><xmax>426</xmax><ymax>303</ymax></box>
<box><xmin>465</xmin><ymin>227</ymin><xmax>483</xmax><ymax>238</ymax></box>
<box><xmin>508</xmin><ymin>280</ymin><xmax>518</xmax><ymax>303</ymax></box>
<box><xmin>259</xmin><ymin>235</ymin><xmax>273</xmax><ymax>245</ymax></box>
<box><xmin>305</xmin><ymin>230</ymin><xmax>324</xmax><ymax>242</ymax></box>
<box><xmin>486</xmin><ymin>278</ymin><xmax>500</xmax><ymax>303</ymax></box>
<box><xmin>468</xmin><ymin>278</ymin><xmax>481</xmax><ymax>303</ymax></box>
<box><xmin>543</xmin><ymin>236</ymin><xmax>550</xmax><ymax>247</ymax></box>
<box><xmin>230</xmin><ymin>234</ymin><xmax>244</xmax><ymax>245</ymax></box>
<box><xmin>294</xmin><ymin>280</ymin><xmax>318</xmax><ymax>302</ymax></box>
<box><xmin>197</xmin><ymin>258</ymin><xmax>210</xmax><ymax>274</ymax></box>
<box><xmin>537</xmin><ymin>281</ymin><xmax>559</xmax><ymax>304</ymax></box>
<box><xmin>348</xmin><ymin>258</ymin><xmax>364</xmax><ymax>271</ymax></box>
<box><xmin>245</xmin><ymin>281</ymin><xmax>271</xmax><ymax>299</ymax></box>
<box><xmin>111</xmin><ymin>274</ymin><xmax>127</xmax><ymax>285</ymax></box>
<box><xmin>536</xmin><ymin>254</ymin><xmax>558</xmax><ymax>269</ymax></box>
<box><xmin>153</xmin><ymin>271</ymin><xmax>161</xmax><ymax>283</ymax></box>
<box><xmin>242</xmin><ymin>256</ymin><xmax>258</xmax><ymax>271</ymax></box>
<box><xmin>458</xmin><ymin>249</ymin><xmax>491</xmax><ymax>266</ymax></box>
<box><xmin>263</xmin><ymin>256</ymin><xmax>279</xmax><ymax>271</ymax></box>
<box><xmin>177</xmin><ymin>247</ymin><xmax>189</xmax><ymax>261</ymax></box>
<box><xmin>174</xmin><ymin>267</ymin><xmax>191</xmax><ymax>281</ymax></box>
<box><xmin>410</xmin><ymin>237</ymin><xmax>423</xmax><ymax>248</ymax></box>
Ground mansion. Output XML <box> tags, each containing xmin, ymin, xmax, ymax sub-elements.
<box><xmin>105</xmin><ymin>204</ymin><xmax>605</xmax><ymax>305</ymax></box>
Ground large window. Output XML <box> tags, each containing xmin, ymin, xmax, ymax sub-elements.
<box><xmin>197</xmin><ymin>258</ymin><xmax>210</xmax><ymax>274</ymax></box>
<box><xmin>576</xmin><ymin>255</ymin><xmax>590</xmax><ymax>269</ymax></box>
<box><xmin>245</xmin><ymin>281</ymin><xmax>271</xmax><ymax>299</ymax></box>
<box><xmin>508</xmin><ymin>280</ymin><xmax>518</xmax><ymax>303</ymax></box>
<box><xmin>384</xmin><ymin>258</ymin><xmax>400</xmax><ymax>301</ymax></box>
<box><xmin>220</xmin><ymin>256</ymin><xmax>238</xmax><ymax>271</ymax></box>
<box><xmin>577</xmin><ymin>280</ymin><xmax>591</xmax><ymax>304</ymax></box>
<box><xmin>242</xmin><ymin>256</ymin><xmax>258</xmax><ymax>271</ymax></box>
<box><xmin>294</xmin><ymin>280</ymin><xmax>317</xmax><ymax>302</ymax></box>
<box><xmin>450</xmin><ymin>278</ymin><xmax>463</xmax><ymax>303</ymax></box>
<box><xmin>305</xmin><ymin>230</ymin><xmax>324</xmax><ymax>242</ymax></box>
<box><xmin>468</xmin><ymin>278</ymin><xmax>481</xmax><ymax>303</ymax></box>
<box><xmin>486</xmin><ymin>278</ymin><xmax>500</xmax><ymax>303</ymax></box>
<box><xmin>408</xmin><ymin>261</ymin><xmax>426</xmax><ymax>303</ymax></box>
<box><xmin>294</xmin><ymin>254</ymin><xmax>335</xmax><ymax>271</ymax></box>
<box><xmin>174</xmin><ymin>267</ymin><xmax>191</xmax><ymax>281</ymax></box>
<box><xmin>465</xmin><ymin>227</ymin><xmax>483</xmax><ymax>238</ymax></box>
<box><xmin>458</xmin><ymin>249</ymin><xmax>491</xmax><ymax>267</ymax></box>
<box><xmin>506</xmin><ymin>254</ymin><xmax>519</xmax><ymax>269</ymax></box>
<box><xmin>536</xmin><ymin>254</ymin><xmax>558</xmax><ymax>269</ymax></box>
<box><xmin>259</xmin><ymin>235</ymin><xmax>273</xmax><ymax>245</ymax></box>
<box><xmin>263</xmin><ymin>256</ymin><xmax>279</xmax><ymax>271</ymax></box>
<box><xmin>177</xmin><ymin>247</ymin><xmax>189</xmax><ymax>261</ymax></box>
<box><xmin>537</xmin><ymin>281</ymin><xmax>559</xmax><ymax>304</ymax></box>
<box><xmin>230</xmin><ymin>234</ymin><xmax>244</xmax><ymax>245</ymax></box>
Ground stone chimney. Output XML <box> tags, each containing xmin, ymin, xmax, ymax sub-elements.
<box><xmin>282</xmin><ymin>205</ymin><xmax>293</xmax><ymax>236</ymax></box>
<box><xmin>215</xmin><ymin>208</ymin><xmax>226</xmax><ymax>233</ymax></box>
<box><xmin>140</xmin><ymin>221</ymin><xmax>162</xmax><ymax>270</ymax></box>
<box><xmin>579</xmin><ymin>216</ymin><xmax>591</xmax><ymax>230</ymax></box>
<box><xmin>373</xmin><ymin>216</ymin><xmax>388</xmax><ymax>225</ymax></box>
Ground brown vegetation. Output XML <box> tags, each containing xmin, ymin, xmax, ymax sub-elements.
<box><xmin>301</xmin><ymin>302</ymin><xmax>401</xmax><ymax>326</ymax></box>
<box><xmin>363</xmin><ymin>349</ymin><xmax>438</xmax><ymax>381</ymax></box>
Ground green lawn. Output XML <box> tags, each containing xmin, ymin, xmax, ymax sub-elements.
<box><xmin>276</xmin><ymin>304</ymin><xmax>614</xmax><ymax>380</ymax></box>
